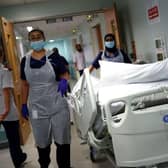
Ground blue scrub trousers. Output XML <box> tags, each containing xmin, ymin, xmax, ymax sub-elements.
<box><xmin>2</xmin><ymin>120</ymin><xmax>26</xmax><ymax>168</ymax></box>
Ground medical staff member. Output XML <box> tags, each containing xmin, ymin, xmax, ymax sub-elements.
<box><xmin>52</xmin><ymin>47</ymin><xmax>69</xmax><ymax>68</ymax></box>
<box><xmin>52</xmin><ymin>47</ymin><xmax>71</xmax><ymax>91</ymax></box>
<box><xmin>89</xmin><ymin>33</ymin><xmax>132</xmax><ymax>72</ymax></box>
<box><xmin>73</xmin><ymin>44</ymin><xmax>86</xmax><ymax>76</ymax></box>
<box><xmin>20</xmin><ymin>29</ymin><xmax>71</xmax><ymax>168</ymax></box>
<box><xmin>0</xmin><ymin>62</ymin><xmax>27</xmax><ymax>168</ymax></box>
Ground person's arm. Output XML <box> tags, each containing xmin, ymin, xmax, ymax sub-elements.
<box><xmin>0</xmin><ymin>87</ymin><xmax>10</xmax><ymax>121</ymax></box>
<box><xmin>0</xmin><ymin>70</ymin><xmax>13</xmax><ymax>121</ymax></box>
<box><xmin>59</xmin><ymin>56</ymin><xmax>70</xmax><ymax>73</ymax></box>
<box><xmin>74</xmin><ymin>62</ymin><xmax>77</xmax><ymax>70</ymax></box>
<box><xmin>89</xmin><ymin>65</ymin><xmax>95</xmax><ymax>73</ymax></box>
<box><xmin>89</xmin><ymin>51</ymin><xmax>103</xmax><ymax>73</ymax></box>
<box><xmin>20</xmin><ymin>57</ymin><xmax>29</xmax><ymax>104</ymax></box>
<box><xmin>60</xmin><ymin>56</ymin><xmax>69</xmax><ymax>66</ymax></box>
<box><xmin>120</xmin><ymin>49</ymin><xmax>132</xmax><ymax>63</ymax></box>
<box><xmin>59</xmin><ymin>58</ymin><xmax>70</xmax><ymax>80</ymax></box>
<box><xmin>11</xmin><ymin>89</ymin><xmax>17</xmax><ymax>106</ymax></box>
<box><xmin>73</xmin><ymin>53</ymin><xmax>78</xmax><ymax>70</ymax></box>
<box><xmin>60</xmin><ymin>71</ymin><xmax>70</xmax><ymax>80</ymax></box>
<box><xmin>56</xmin><ymin>62</ymin><xmax>71</xmax><ymax>96</ymax></box>
<box><xmin>21</xmin><ymin>80</ymin><xmax>29</xmax><ymax>104</ymax></box>
<box><xmin>20</xmin><ymin>57</ymin><xmax>29</xmax><ymax>119</ymax></box>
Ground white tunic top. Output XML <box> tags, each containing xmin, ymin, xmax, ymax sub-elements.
<box><xmin>0</xmin><ymin>69</ymin><xmax>18</xmax><ymax>121</ymax></box>
<box><xmin>73</xmin><ymin>51</ymin><xmax>85</xmax><ymax>70</ymax></box>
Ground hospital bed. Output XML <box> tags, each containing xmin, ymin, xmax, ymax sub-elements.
<box><xmin>70</xmin><ymin>63</ymin><xmax>168</xmax><ymax>167</ymax></box>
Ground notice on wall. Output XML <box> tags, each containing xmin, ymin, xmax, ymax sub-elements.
<box><xmin>147</xmin><ymin>0</ymin><xmax>160</xmax><ymax>24</ymax></box>
<box><xmin>154</xmin><ymin>33</ymin><xmax>168</xmax><ymax>61</ymax></box>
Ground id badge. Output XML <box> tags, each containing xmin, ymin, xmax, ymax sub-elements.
<box><xmin>32</xmin><ymin>109</ymin><xmax>38</xmax><ymax>119</ymax></box>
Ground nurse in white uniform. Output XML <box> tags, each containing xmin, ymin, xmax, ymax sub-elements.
<box><xmin>0</xmin><ymin>61</ymin><xmax>27</xmax><ymax>168</ymax></box>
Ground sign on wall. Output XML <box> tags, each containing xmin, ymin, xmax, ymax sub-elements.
<box><xmin>154</xmin><ymin>33</ymin><xmax>167</xmax><ymax>61</ymax></box>
<box><xmin>147</xmin><ymin>0</ymin><xmax>160</xmax><ymax>24</ymax></box>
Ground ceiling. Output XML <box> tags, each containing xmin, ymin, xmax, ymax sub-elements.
<box><xmin>14</xmin><ymin>14</ymin><xmax>89</xmax><ymax>40</ymax></box>
<box><xmin>3</xmin><ymin>0</ymin><xmax>103</xmax><ymax>41</ymax></box>
<box><xmin>0</xmin><ymin>0</ymin><xmax>50</xmax><ymax>7</ymax></box>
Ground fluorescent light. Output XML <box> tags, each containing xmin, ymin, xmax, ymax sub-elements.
<box><xmin>16</xmin><ymin>36</ymin><xmax>22</xmax><ymax>40</ymax></box>
<box><xmin>26</xmin><ymin>26</ymin><xmax>33</xmax><ymax>32</ymax></box>
<box><xmin>49</xmin><ymin>40</ymin><xmax>55</xmax><ymax>42</ymax></box>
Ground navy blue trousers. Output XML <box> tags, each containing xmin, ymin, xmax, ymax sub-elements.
<box><xmin>37</xmin><ymin>143</ymin><xmax>70</xmax><ymax>168</ymax></box>
<box><xmin>2</xmin><ymin>120</ymin><xmax>25</xmax><ymax>168</ymax></box>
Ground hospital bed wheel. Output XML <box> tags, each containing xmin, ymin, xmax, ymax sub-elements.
<box><xmin>90</xmin><ymin>146</ymin><xmax>98</xmax><ymax>162</ymax></box>
<box><xmin>89</xmin><ymin>146</ymin><xmax>106</xmax><ymax>162</ymax></box>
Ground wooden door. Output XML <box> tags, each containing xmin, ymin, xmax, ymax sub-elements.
<box><xmin>104</xmin><ymin>3</ymin><xmax>122</xmax><ymax>49</ymax></box>
<box><xmin>0</xmin><ymin>17</ymin><xmax>30</xmax><ymax>144</ymax></box>
<box><xmin>92</xmin><ymin>24</ymin><xmax>103</xmax><ymax>51</ymax></box>
<box><xmin>91</xmin><ymin>24</ymin><xmax>103</xmax><ymax>57</ymax></box>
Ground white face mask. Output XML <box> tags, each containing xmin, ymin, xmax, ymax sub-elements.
<box><xmin>105</xmin><ymin>41</ymin><xmax>115</xmax><ymax>48</ymax></box>
<box><xmin>30</xmin><ymin>40</ymin><xmax>46</xmax><ymax>51</ymax></box>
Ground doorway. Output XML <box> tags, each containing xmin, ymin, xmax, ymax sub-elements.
<box><xmin>91</xmin><ymin>24</ymin><xmax>103</xmax><ymax>57</ymax></box>
<box><xmin>104</xmin><ymin>3</ymin><xmax>122</xmax><ymax>49</ymax></box>
<box><xmin>0</xmin><ymin>17</ymin><xmax>31</xmax><ymax>144</ymax></box>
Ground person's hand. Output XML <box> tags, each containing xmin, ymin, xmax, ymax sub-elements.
<box><xmin>0</xmin><ymin>111</ymin><xmax>8</xmax><ymax>122</ymax></box>
<box><xmin>75</xmin><ymin>66</ymin><xmax>78</xmax><ymax>71</ymax></box>
<box><xmin>21</xmin><ymin>104</ymin><xmax>29</xmax><ymax>120</ymax></box>
<box><xmin>57</xmin><ymin>79</ymin><xmax>68</xmax><ymax>97</ymax></box>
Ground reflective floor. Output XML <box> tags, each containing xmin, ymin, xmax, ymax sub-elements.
<box><xmin>0</xmin><ymin>125</ymin><xmax>112</xmax><ymax>168</ymax></box>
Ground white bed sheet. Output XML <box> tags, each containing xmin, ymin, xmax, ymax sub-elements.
<box><xmin>99</xmin><ymin>59</ymin><xmax>168</xmax><ymax>85</ymax></box>
<box><xmin>72</xmin><ymin>73</ymin><xmax>168</xmax><ymax>104</ymax></box>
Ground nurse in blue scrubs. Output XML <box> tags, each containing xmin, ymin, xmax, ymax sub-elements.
<box><xmin>20</xmin><ymin>29</ymin><xmax>71</xmax><ymax>168</ymax></box>
<box><xmin>89</xmin><ymin>33</ymin><xmax>132</xmax><ymax>72</ymax></box>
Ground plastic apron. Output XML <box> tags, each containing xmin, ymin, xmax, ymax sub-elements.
<box><xmin>102</xmin><ymin>49</ymin><xmax>124</xmax><ymax>62</ymax></box>
<box><xmin>25</xmin><ymin>53</ymin><xmax>70</xmax><ymax>148</ymax></box>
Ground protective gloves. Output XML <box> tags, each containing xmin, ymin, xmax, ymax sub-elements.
<box><xmin>57</xmin><ymin>78</ymin><xmax>68</xmax><ymax>97</ymax></box>
<box><xmin>21</xmin><ymin>104</ymin><xmax>29</xmax><ymax>120</ymax></box>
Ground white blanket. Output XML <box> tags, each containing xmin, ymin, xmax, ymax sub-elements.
<box><xmin>99</xmin><ymin>59</ymin><xmax>168</xmax><ymax>84</ymax></box>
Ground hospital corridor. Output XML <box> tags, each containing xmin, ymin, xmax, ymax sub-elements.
<box><xmin>0</xmin><ymin>124</ymin><xmax>112</xmax><ymax>168</ymax></box>
<box><xmin>1</xmin><ymin>0</ymin><xmax>168</xmax><ymax>168</ymax></box>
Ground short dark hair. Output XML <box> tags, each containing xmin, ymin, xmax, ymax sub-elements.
<box><xmin>104</xmin><ymin>33</ymin><xmax>115</xmax><ymax>41</ymax></box>
<box><xmin>28</xmin><ymin>29</ymin><xmax>45</xmax><ymax>41</ymax></box>
<box><xmin>53</xmin><ymin>47</ymin><xmax>59</xmax><ymax>54</ymax></box>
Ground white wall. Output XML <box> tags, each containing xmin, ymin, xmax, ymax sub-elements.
<box><xmin>115</xmin><ymin>0</ymin><xmax>168</xmax><ymax>62</ymax></box>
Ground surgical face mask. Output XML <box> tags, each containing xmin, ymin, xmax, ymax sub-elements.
<box><xmin>30</xmin><ymin>40</ymin><xmax>46</xmax><ymax>51</ymax></box>
<box><xmin>105</xmin><ymin>41</ymin><xmax>115</xmax><ymax>48</ymax></box>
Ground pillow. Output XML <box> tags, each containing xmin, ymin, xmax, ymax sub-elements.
<box><xmin>99</xmin><ymin>59</ymin><xmax>168</xmax><ymax>84</ymax></box>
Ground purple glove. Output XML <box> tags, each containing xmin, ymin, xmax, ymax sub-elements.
<box><xmin>21</xmin><ymin>104</ymin><xmax>29</xmax><ymax>120</ymax></box>
<box><xmin>57</xmin><ymin>79</ymin><xmax>68</xmax><ymax>97</ymax></box>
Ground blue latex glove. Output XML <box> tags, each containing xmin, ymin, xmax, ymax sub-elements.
<box><xmin>57</xmin><ymin>79</ymin><xmax>68</xmax><ymax>97</ymax></box>
<box><xmin>21</xmin><ymin>104</ymin><xmax>29</xmax><ymax>120</ymax></box>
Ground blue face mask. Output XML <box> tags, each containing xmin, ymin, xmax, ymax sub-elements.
<box><xmin>30</xmin><ymin>40</ymin><xmax>46</xmax><ymax>51</ymax></box>
<box><xmin>105</xmin><ymin>41</ymin><xmax>115</xmax><ymax>48</ymax></box>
